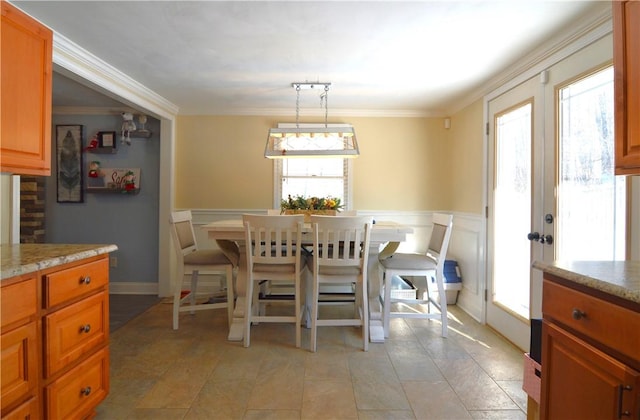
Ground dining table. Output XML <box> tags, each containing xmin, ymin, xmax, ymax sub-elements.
<box><xmin>201</xmin><ymin>218</ymin><xmax>413</xmax><ymax>343</ymax></box>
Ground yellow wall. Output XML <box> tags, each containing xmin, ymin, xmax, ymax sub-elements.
<box><xmin>448</xmin><ymin>99</ymin><xmax>485</xmax><ymax>214</ymax></box>
<box><xmin>176</xmin><ymin>113</ymin><xmax>484</xmax><ymax>212</ymax></box>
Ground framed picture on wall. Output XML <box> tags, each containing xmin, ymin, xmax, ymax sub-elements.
<box><xmin>98</xmin><ymin>131</ymin><xmax>116</xmax><ymax>148</ymax></box>
<box><xmin>56</xmin><ymin>125</ymin><xmax>84</xmax><ymax>203</ymax></box>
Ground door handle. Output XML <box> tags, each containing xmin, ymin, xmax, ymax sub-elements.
<box><xmin>527</xmin><ymin>232</ymin><xmax>553</xmax><ymax>244</ymax></box>
<box><xmin>539</xmin><ymin>234</ymin><xmax>553</xmax><ymax>245</ymax></box>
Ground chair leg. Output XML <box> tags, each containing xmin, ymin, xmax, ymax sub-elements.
<box><xmin>382</xmin><ymin>271</ymin><xmax>392</xmax><ymax>338</ymax></box>
<box><xmin>244</xmin><ymin>276</ymin><xmax>254</xmax><ymax>348</ymax></box>
<box><xmin>361</xmin><ymin>275</ymin><xmax>369</xmax><ymax>351</ymax></box>
<box><xmin>310</xmin><ymin>274</ymin><xmax>319</xmax><ymax>352</ymax></box>
<box><xmin>190</xmin><ymin>270</ymin><xmax>199</xmax><ymax>314</ymax></box>
<box><xmin>225</xmin><ymin>265</ymin><xmax>234</xmax><ymax>328</ymax></box>
<box><xmin>294</xmin><ymin>277</ymin><xmax>301</xmax><ymax>348</ymax></box>
<box><xmin>173</xmin><ymin>266</ymin><xmax>186</xmax><ymax>330</ymax></box>
<box><xmin>434</xmin><ymin>274</ymin><xmax>448</xmax><ymax>338</ymax></box>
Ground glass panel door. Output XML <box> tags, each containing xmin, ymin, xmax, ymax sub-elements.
<box><xmin>493</xmin><ymin>102</ymin><xmax>532</xmax><ymax>319</ymax></box>
<box><xmin>486</xmin><ymin>75</ymin><xmax>543</xmax><ymax>351</ymax></box>
<box><xmin>557</xmin><ymin>66</ymin><xmax>626</xmax><ymax>261</ymax></box>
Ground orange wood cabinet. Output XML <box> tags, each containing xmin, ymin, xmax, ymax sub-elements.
<box><xmin>614</xmin><ymin>0</ymin><xmax>640</xmax><ymax>175</ymax></box>
<box><xmin>0</xmin><ymin>277</ymin><xmax>39</xmax><ymax>417</ymax></box>
<box><xmin>0</xmin><ymin>256</ymin><xmax>110</xmax><ymax>419</ymax></box>
<box><xmin>540</xmin><ymin>275</ymin><xmax>640</xmax><ymax>419</ymax></box>
<box><xmin>0</xmin><ymin>1</ymin><xmax>53</xmax><ymax>176</ymax></box>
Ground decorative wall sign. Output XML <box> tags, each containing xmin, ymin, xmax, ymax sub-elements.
<box><xmin>86</xmin><ymin>167</ymin><xmax>141</xmax><ymax>194</ymax></box>
<box><xmin>56</xmin><ymin>125</ymin><xmax>84</xmax><ymax>203</ymax></box>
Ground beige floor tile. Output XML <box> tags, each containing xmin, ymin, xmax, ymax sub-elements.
<box><xmin>352</xmin><ymin>375</ymin><xmax>411</xmax><ymax>410</ymax></box>
<box><xmin>185</xmin><ymin>379</ymin><xmax>254</xmax><ymax>419</ymax></box>
<box><xmin>357</xmin><ymin>409</ymin><xmax>417</xmax><ymax>419</ymax></box>
<box><xmin>136</xmin><ymin>357</ymin><xmax>213</xmax><ymax>409</ymax></box>
<box><xmin>468</xmin><ymin>409</ymin><xmax>527</xmax><ymax>419</ymax></box>
<box><xmin>433</xmin><ymin>358</ymin><xmax>520</xmax><ymax>411</ymax></box>
<box><xmin>245</xmin><ymin>409</ymin><xmax>301</xmax><ymax>419</ymax></box>
<box><xmin>247</xmin><ymin>367</ymin><xmax>305</xmax><ymax>410</ymax></box>
<box><xmin>301</xmin><ymin>379</ymin><xmax>357</xmax><ymax>419</ymax></box>
<box><xmin>304</xmin><ymin>352</ymin><xmax>350</xmax><ymax>380</ymax></box>
<box><xmin>101</xmin><ymin>299</ymin><xmax>527</xmax><ymax>419</ymax></box>
<box><xmin>401</xmin><ymin>380</ymin><xmax>471</xmax><ymax>419</ymax></box>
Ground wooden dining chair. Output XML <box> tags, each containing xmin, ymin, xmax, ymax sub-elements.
<box><xmin>308</xmin><ymin>215</ymin><xmax>373</xmax><ymax>352</ymax></box>
<box><xmin>169</xmin><ymin>210</ymin><xmax>237</xmax><ymax>330</ymax></box>
<box><xmin>242</xmin><ymin>214</ymin><xmax>306</xmax><ymax>348</ymax></box>
<box><xmin>378</xmin><ymin>213</ymin><xmax>453</xmax><ymax>338</ymax></box>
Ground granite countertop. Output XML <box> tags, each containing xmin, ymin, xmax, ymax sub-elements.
<box><xmin>1</xmin><ymin>244</ymin><xmax>118</xmax><ymax>280</ymax></box>
<box><xmin>533</xmin><ymin>260</ymin><xmax>640</xmax><ymax>305</ymax></box>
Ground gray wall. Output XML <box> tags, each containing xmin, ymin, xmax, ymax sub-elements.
<box><xmin>46</xmin><ymin>114</ymin><xmax>160</xmax><ymax>285</ymax></box>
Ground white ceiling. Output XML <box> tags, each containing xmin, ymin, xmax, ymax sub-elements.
<box><xmin>12</xmin><ymin>1</ymin><xmax>609</xmax><ymax>116</ymax></box>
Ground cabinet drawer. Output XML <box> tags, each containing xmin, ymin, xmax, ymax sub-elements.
<box><xmin>44</xmin><ymin>291</ymin><xmax>108</xmax><ymax>377</ymax></box>
<box><xmin>46</xmin><ymin>347</ymin><xmax>109</xmax><ymax>420</ymax></box>
<box><xmin>1</xmin><ymin>322</ymin><xmax>38</xmax><ymax>412</ymax></box>
<box><xmin>1</xmin><ymin>277</ymin><xmax>37</xmax><ymax>329</ymax></box>
<box><xmin>45</xmin><ymin>258</ymin><xmax>108</xmax><ymax>308</ymax></box>
<box><xmin>543</xmin><ymin>279</ymin><xmax>640</xmax><ymax>363</ymax></box>
<box><xmin>1</xmin><ymin>396</ymin><xmax>39</xmax><ymax>420</ymax></box>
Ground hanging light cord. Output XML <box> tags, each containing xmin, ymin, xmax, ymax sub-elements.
<box><xmin>323</xmin><ymin>85</ymin><xmax>329</xmax><ymax>128</ymax></box>
<box><xmin>295</xmin><ymin>84</ymin><xmax>301</xmax><ymax>128</ymax></box>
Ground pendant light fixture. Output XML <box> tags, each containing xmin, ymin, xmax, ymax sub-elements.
<box><xmin>265</xmin><ymin>82</ymin><xmax>359</xmax><ymax>158</ymax></box>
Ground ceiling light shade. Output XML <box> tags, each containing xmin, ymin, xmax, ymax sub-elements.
<box><xmin>265</xmin><ymin>125</ymin><xmax>359</xmax><ymax>158</ymax></box>
<box><xmin>264</xmin><ymin>82</ymin><xmax>359</xmax><ymax>159</ymax></box>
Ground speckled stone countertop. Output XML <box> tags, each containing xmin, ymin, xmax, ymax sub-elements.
<box><xmin>1</xmin><ymin>244</ymin><xmax>118</xmax><ymax>280</ymax></box>
<box><xmin>533</xmin><ymin>260</ymin><xmax>640</xmax><ymax>305</ymax></box>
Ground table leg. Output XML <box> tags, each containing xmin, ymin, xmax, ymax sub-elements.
<box><xmin>227</xmin><ymin>243</ymin><xmax>247</xmax><ymax>341</ymax></box>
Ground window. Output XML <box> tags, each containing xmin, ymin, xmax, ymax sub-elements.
<box><xmin>273</xmin><ymin>158</ymin><xmax>352</xmax><ymax>209</ymax></box>
<box><xmin>557</xmin><ymin>66</ymin><xmax>626</xmax><ymax>260</ymax></box>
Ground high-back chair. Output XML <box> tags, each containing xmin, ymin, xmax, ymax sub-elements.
<box><xmin>242</xmin><ymin>214</ymin><xmax>306</xmax><ymax>348</ymax></box>
<box><xmin>308</xmin><ymin>215</ymin><xmax>373</xmax><ymax>352</ymax></box>
<box><xmin>169</xmin><ymin>210</ymin><xmax>237</xmax><ymax>330</ymax></box>
<box><xmin>378</xmin><ymin>213</ymin><xmax>453</xmax><ymax>338</ymax></box>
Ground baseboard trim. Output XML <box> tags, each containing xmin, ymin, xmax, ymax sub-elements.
<box><xmin>109</xmin><ymin>282</ymin><xmax>158</xmax><ymax>295</ymax></box>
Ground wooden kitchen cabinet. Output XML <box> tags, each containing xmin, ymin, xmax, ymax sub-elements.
<box><xmin>0</xmin><ymin>276</ymin><xmax>39</xmax><ymax>418</ymax></box>
<box><xmin>541</xmin><ymin>276</ymin><xmax>640</xmax><ymax>419</ymax></box>
<box><xmin>0</xmin><ymin>255</ymin><xmax>110</xmax><ymax>419</ymax></box>
<box><xmin>613</xmin><ymin>0</ymin><xmax>640</xmax><ymax>175</ymax></box>
<box><xmin>1</xmin><ymin>1</ymin><xmax>53</xmax><ymax>176</ymax></box>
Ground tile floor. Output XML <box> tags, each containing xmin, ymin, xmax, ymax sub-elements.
<box><xmin>98</xmin><ymin>298</ymin><xmax>528</xmax><ymax>419</ymax></box>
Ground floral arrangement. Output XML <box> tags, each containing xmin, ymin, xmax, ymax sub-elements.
<box><xmin>281</xmin><ymin>195</ymin><xmax>342</xmax><ymax>211</ymax></box>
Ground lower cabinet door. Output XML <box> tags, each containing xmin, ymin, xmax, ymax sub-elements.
<box><xmin>45</xmin><ymin>291</ymin><xmax>108</xmax><ymax>377</ymax></box>
<box><xmin>1</xmin><ymin>396</ymin><xmax>39</xmax><ymax>420</ymax></box>
<box><xmin>1</xmin><ymin>322</ymin><xmax>37</xmax><ymax>412</ymax></box>
<box><xmin>46</xmin><ymin>348</ymin><xmax>109</xmax><ymax>420</ymax></box>
<box><xmin>541</xmin><ymin>321</ymin><xmax>640</xmax><ymax>419</ymax></box>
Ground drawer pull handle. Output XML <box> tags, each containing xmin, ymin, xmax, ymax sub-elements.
<box><xmin>80</xmin><ymin>276</ymin><xmax>91</xmax><ymax>285</ymax></box>
<box><xmin>80</xmin><ymin>386</ymin><xmax>92</xmax><ymax>397</ymax></box>
<box><xmin>618</xmin><ymin>384</ymin><xmax>632</xmax><ymax>418</ymax></box>
<box><xmin>571</xmin><ymin>308</ymin><xmax>586</xmax><ymax>320</ymax></box>
<box><xmin>80</xmin><ymin>324</ymin><xmax>91</xmax><ymax>333</ymax></box>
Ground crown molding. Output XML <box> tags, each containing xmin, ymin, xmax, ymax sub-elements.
<box><xmin>447</xmin><ymin>3</ymin><xmax>612</xmax><ymax>115</ymax></box>
<box><xmin>52</xmin><ymin>32</ymin><xmax>179</xmax><ymax>119</ymax></box>
<box><xmin>178</xmin><ymin>107</ymin><xmax>435</xmax><ymax>118</ymax></box>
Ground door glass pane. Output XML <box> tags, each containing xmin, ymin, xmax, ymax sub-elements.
<box><xmin>493</xmin><ymin>102</ymin><xmax>532</xmax><ymax>320</ymax></box>
<box><xmin>558</xmin><ymin>67</ymin><xmax>626</xmax><ymax>261</ymax></box>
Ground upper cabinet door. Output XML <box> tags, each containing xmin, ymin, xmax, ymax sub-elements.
<box><xmin>1</xmin><ymin>2</ymin><xmax>52</xmax><ymax>176</ymax></box>
<box><xmin>614</xmin><ymin>0</ymin><xmax>640</xmax><ymax>175</ymax></box>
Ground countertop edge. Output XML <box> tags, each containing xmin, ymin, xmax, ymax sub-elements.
<box><xmin>1</xmin><ymin>244</ymin><xmax>118</xmax><ymax>280</ymax></box>
<box><xmin>533</xmin><ymin>260</ymin><xmax>640</xmax><ymax>305</ymax></box>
